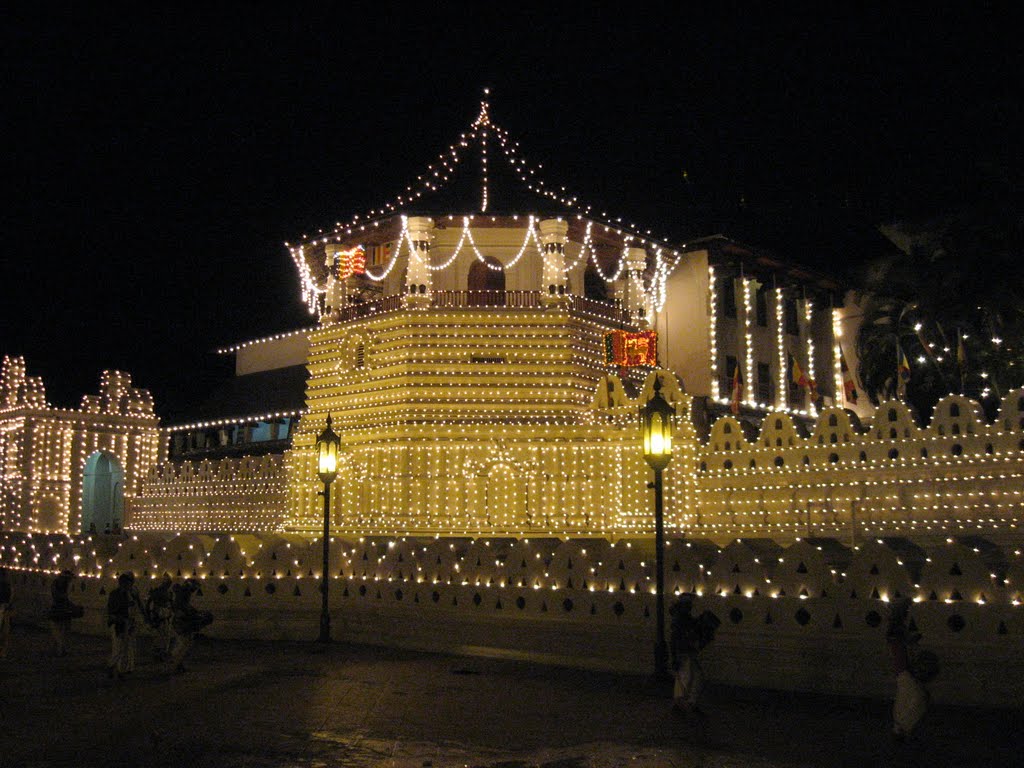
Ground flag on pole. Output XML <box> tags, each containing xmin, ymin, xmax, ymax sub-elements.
<box><xmin>897</xmin><ymin>346</ymin><xmax>911</xmax><ymax>400</ymax></box>
<box><xmin>789</xmin><ymin>353</ymin><xmax>809</xmax><ymax>389</ymax></box>
<box><xmin>840</xmin><ymin>348</ymin><xmax>858</xmax><ymax>404</ymax></box>
<box><xmin>730</xmin><ymin>364</ymin><xmax>743</xmax><ymax>415</ymax></box>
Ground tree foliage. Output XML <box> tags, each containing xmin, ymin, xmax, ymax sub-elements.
<box><xmin>855</xmin><ymin>172</ymin><xmax>1024</xmax><ymax>416</ymax></box>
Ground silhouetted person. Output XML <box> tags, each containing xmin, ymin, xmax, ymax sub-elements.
<box><xmin>887</xmin><ymin>599</ymin><xmax>936</xmax><ymax>740</ymax></box>
<box><xmin>49</xmin><ymin>569</ymin><xmax>82</xmax><ymax>656</ymax></box>
<box><xmin>145</xmin><ymin>573</ymin><xmax>174</xmax><ymax>660</ymax></box>
<box><xmin>169</xmin><ymin>579</ymin><xmax>212</xmax><ymax>673</ymax></box>
<box><xmin>669</xmin><ymin>594</ymin><xmax>719</xmax><ymax>716</ymax></box>
<box><xmin>0</xmin><ymin>567</ymin><xmax>12</xmax><ymax>659</ymax></box>
<box><xmin>107</xmin><ymin>572</ymin><xmax>143</xmax><ymax>678</ymax></box>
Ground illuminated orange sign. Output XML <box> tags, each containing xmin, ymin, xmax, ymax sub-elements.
<box><xmin>604</xmin><ymin>330</ymin><xmax>657</xmax><ymax>367</ymax></box>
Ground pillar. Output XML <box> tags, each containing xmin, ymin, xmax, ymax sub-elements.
<box><xmin>538</xmin><ymin>218</ymin><xmax>568</xmax><ymax>305</ymax></box>
<box><xmin>619</xmin><ymin>246</ymin><xmax>650</xmax><ymax>327</ymax></box>
<box><xmin>405</xmin><ymin>216</ymin><xmax>434</xmax><ymax>307</ymax></box>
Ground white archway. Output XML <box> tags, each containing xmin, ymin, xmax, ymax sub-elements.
<box><xmin>82</xmin><ymin>451</ymin><xmax>124</xmax><ymax>534</ymax></box>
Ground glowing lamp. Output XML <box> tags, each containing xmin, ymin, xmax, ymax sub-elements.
<box><xmin>640</xmin><ymin>377</ymin><xmax>674</xmax><ymax>471</ymax></box>
<box><xmin>316</xmin><ymin>415</ymin><xmax>340</xmax><ymax>485</ymax></box>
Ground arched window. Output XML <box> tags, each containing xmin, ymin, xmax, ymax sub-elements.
<box><xmin>950</xmin><ymin>403</ymin><xmax>960</xmax><ymax>418</ymax></box>
<box><xmin>888</xmin><ymin>408</ymin><xmax>898</xmax><ymax>422</ymax></box>
<box><xmin>828</xmin><ymin>414</ymin><xmax>838</xmax><ymax>427</ymax></box>
<box><xmin>723</xmin><ymin>422</ymin><xmax>732</xmax><ymax>434</ymax></box>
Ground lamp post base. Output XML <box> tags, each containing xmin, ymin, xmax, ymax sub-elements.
<box><xmin>318</xmin><ymin>613</ymin><xmax>331</xmax><ymax>644</ymax></box>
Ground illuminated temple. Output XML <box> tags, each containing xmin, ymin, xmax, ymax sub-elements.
<box><xmin>3</xmin><ymin>94</ymin><xmax>1023</xmax><ymax>553</ymax></box>
<box><xmin>3</xmin><ymin>94</ymin><xmax>1021</xmax><ymax>706</ymax></box>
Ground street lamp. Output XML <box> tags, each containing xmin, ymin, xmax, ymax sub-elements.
<box><xmin>640</xmin><ymin>375</ymin><xmax>674</xmax><ymax>683</ymax></box>
<box><xmin>315</xmin><ymin>414</ymin><xmax>340</xmax><ymax>643</ymax></box>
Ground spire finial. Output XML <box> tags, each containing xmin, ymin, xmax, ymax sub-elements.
<box><xmin>473</xmin><ymin>87</ymin><xmax>491</xmax><ymax>128</ymax></box>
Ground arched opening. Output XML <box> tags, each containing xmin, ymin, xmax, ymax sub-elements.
<box><xmin>467</xmin><ymin>256</ymin><xmax>505</xmax><ymax>304</ymax></box>
<box><xmin>583</xmin><ymin>263</ymin><xmax>609</xmax><ymax>302</ymax></box>
<box><xmin>82</xmin><ymin>451</ymin><xmax>124</xmax><ymax>534</ymax></box>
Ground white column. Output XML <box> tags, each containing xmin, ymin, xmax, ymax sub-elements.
<box><xmin>405</xmin><ymin>216</ymin><xmax>434</xmax><ymax>307</ymax></box>
<box><xmin>324</xmin><ymin>245</ymin><xmax>347</xmax><ymax>314</ymax></box>
<box><xmin>538</xmin><ymin>218</ymin><xmax>568</xmax><ymax>305</ymax></box>
<box><xmin>622</xmin><ymin>247</ymin><xmax>649</xmax><ymax>327</ymax></box>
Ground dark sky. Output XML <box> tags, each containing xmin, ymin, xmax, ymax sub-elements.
<box><xmin>2</xmin><ymin>6</ymin><xmax>1021</xmax><ymax>415</ymax></box>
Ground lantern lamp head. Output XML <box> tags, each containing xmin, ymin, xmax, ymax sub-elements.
<box><xmin>640</xmin><ymin>375</ymin><xmax>674</xmax><ymax>471</ymax></box>
<box><xmin>316</xmin><ymin>414</ymin><xmax>341</xmax><ymax>484</ymax></box>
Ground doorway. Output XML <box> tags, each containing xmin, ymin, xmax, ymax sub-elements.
<box><xmin>82</xmin><ymin>451</ymin><xmax>124</xmax><ymax>533</ymax></box>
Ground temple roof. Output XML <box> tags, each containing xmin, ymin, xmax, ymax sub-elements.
<box><xmin>165</xmin><ymin>364</ymin><xmax>308</xmax><ymax>429</ymax></box>
<box><xmin>290</xmin><ymin>91</ymin><xmax>680</xmax><ymax>253</ymax></box>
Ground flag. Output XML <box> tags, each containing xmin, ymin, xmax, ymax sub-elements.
<box><xmin>898</xmin><ymin>348</ymin><xmax>911</xmax><ymax>382</ymax></box>
<box><xmin>840</xmin><ymin>348</ymin><xmax>858</xmax><ymax>404</ymax></box>
<box><xmin>897</xmin><ymin>346</ymin><xmax>911</xmax><ymax>400</ymax></box>
<box><xmin>789</xmin><ymin>353</ymin><xmax>809</xmax><ymax>389</ymax></box>
<box><xmin>730</xmin><ymin>365</ymin><xmax>743</xmax><ymax>415</ymax></box>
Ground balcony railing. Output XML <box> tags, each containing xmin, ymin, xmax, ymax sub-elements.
<box><xmin>335</xmin><ymin>291</ymin><xmax>633</xmax><ymax>326</ymax></box>
<box><xmin>431</xmin><ymin>290</ymin><xmax>541</xmax><ymax>308</ymax></box>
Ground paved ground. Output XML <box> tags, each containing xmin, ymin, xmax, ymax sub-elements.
<box><xmin>0</xmin><ymin>625</ymin><xmax>1019</xmax><ymax>768</ymax></box>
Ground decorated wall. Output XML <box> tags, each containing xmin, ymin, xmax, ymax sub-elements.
<box><xmin>0</xmin><ymin>356</ymin><xmax>161</xmax><ymax>534</ymax></box>
<box><xmin>3</xmin><ymin>529</ymin><xmax>1020</xmax><ymax>706</ymax></box>
<box><xmin>131</xmin><ymin>454</ymin><xmax>287</xmax><ymax>533</ymax></box>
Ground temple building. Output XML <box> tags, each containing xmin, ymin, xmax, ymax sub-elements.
<box><xmin>2</xmin><ymin>94</ymin><xmax>1020</xmax><ymax>707</ymax></box>
<box><xmin>3</xmin><ymin>93</ymin><xmax>1022</xmax><ymax>551</ymax></box>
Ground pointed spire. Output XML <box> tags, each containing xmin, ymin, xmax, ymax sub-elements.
<box><xmin>473</xmin><ymin>86</ymin><xmax>492</xmax><ymax>128</ymax></box>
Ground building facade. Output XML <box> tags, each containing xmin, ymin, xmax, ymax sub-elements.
<box><xmin>0</xmin><ymin>356</ymin><xmax>160</xmax><ymax>534</ymax></box>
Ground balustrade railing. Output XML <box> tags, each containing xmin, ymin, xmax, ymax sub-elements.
<box><xmin>431</xmin><ymin>290</ymin><xmax>542</xmax><ymax>308</ymax></box>
<box><xmin>334</xmin><ymin>291</ymin><xmax>631</xmax><ymax>325</ymax></box>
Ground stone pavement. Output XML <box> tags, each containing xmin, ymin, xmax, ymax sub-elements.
<box><xmin>0</xmin><ymin>625</ymin><xmax>1019</xmax><ymax>768</ymax></box>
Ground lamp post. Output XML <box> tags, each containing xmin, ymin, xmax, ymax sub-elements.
<box><xmin>640</xmin><ymin>375</ymin><xmax>674</xmax><ymax>683</ymax></box>
<box><xmin>315</xmin><ymin>414</ymin><xmax>340</xmax><ymax>643</ymax></box>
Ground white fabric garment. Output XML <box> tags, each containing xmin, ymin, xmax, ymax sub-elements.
<box><xmin>674</xmin><ymin>654</ymin><xmax>704</xmax><ymax>707</ymax></box>
<box><xmin>893</xmin><ymin>670</ymin><xmax>928</xmax><ymax>735</ymax></box>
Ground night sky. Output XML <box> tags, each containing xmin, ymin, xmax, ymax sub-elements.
<box><xmin>2</xmin><ymin>7</ymin><xmax>1020</xmax><ymax>417</ymax></box>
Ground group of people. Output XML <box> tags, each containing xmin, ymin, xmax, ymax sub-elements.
<box><xmin>104</xmin><ymin>572</ymin><xmax>214</xmax><ymax>678</ymax></box>
<box><xmin>667</xmin><ymin>592</ymin><xmax>937</xmax><ymax>742</ymax></box>
<box><xmin>33</xmin><ymin>568</ymin><xmax>213</xmax><ymax>679</ymax></box>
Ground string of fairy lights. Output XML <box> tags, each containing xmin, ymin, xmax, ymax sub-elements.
<box><xmin>286</xmin><ymin>90</ymin><xmax>688</xmax><ymax>317</ymax></box>
<box><xmin>1</xmin><ymin>529</ymin><xmax>1021</xmax><ymax>608</ymax></box>
<box><xmin>0</xmin><ymin>358</ymin><xmax>161</xmax><ymax>535</ymax></box>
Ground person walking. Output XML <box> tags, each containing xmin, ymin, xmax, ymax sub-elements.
<box><xmin>107</xmin><ymin>572</ymin><xmax>143</xmax><ymax>679</ymax></box>
<box><xmin>145</xmin><ymin>573</ymin><xmax>174</xmax><ymax>660</ymax></box>
<box><xmin>887</xmin><ymin>598</ymin><xmax>934</xmax><ymax>741</ymax></box>
<box><xmin>48</xmin><ymin>569</ymin><xmax>82</xmax><ymax>656</ymax></box>
<box><xmin>669</xmin><ymin>593</ymin><xmax>718</xmax><ymax>716</ymax></box>
<box><xmin>169</xmin><ymin>579</ymin><xmax>212</xmax><ymax>674</ymax></box>
<box><xmin>0</xmin><ymin>567</ymin><xmax>12</xmax><ymax>659</ymax></box>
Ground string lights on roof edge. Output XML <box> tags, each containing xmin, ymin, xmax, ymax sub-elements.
<box><xmin>286</xmin><ymin>89</ymin><xmax>692</xmax><ymax>257</ymax></box>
